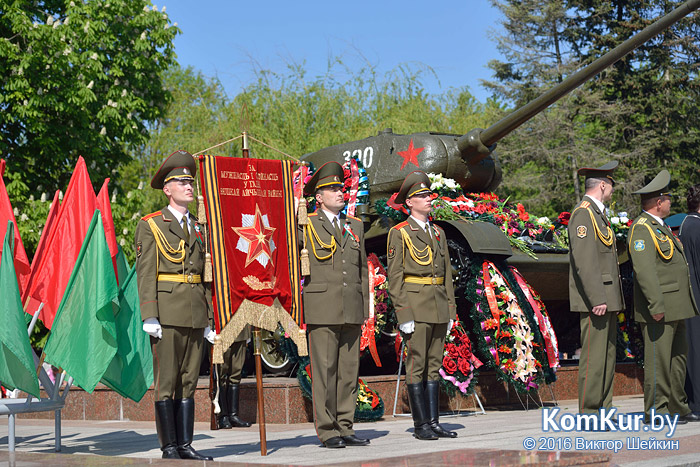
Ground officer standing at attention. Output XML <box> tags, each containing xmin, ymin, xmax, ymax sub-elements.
<box><xmin>302</xmin><ymin>161</ymin><xmax>370</xmax><ymax>449</ymax></box>
<box><xmin>217</xmin><ymin>326</ymin><xmax>252</xmax><ymax>429</ymax></box>
<box><xmin>628</xmin><ymin>170</ymin><xmax>700</xmax><ymax>423</ymax></box>
<box><xmin>135</xmin><ymin>150</ymin><xmax>216</xmax><ymax>460</ymax></box>
<box><xmin>568</xmin><ymin>162</ymin><xmax>625</xmax><ymax>417</ymax></box>
<box><xmin>387</xmin><ymin>171</ymin><xmax>457</xmax><ymax>440</ymax></box>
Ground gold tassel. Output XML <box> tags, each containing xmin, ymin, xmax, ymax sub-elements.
<box><xmin>204</xmin><ymin>252</ymin><xmax>213</xmax><ymax>282</ymax></box>
<box><xmin>300</xmin><ymin>248</ymin><xmax>310</xmax><ymax>276</ymax></box>
<box><xmin>297</xmin><ymin>197</ymin><xmax>308</xmax><ymax>226</ymax></box>
<box><xmin>197</xmin><ymin>195</ymin><xmax>207</xmax><ymax>224</ymax></box>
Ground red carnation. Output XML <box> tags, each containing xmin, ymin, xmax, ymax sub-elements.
<box><xmin>442</xmin><ymin>356</ymin><xmax>457</xmax><ymax>374</ymax></box>
<box><xmin>557</xmin><ymin>211</ymin><xmax>571</xmax><ymax>226</ymax></box>
<box><xmin>457</xmin><ymin>357</ymin><xmax>472</xmax><ymax>376</ymax></box>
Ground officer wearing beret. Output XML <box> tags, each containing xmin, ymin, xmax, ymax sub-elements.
<box><xmin>217</xmin><ymin>326</ymin><xmax>251</xmax><ymax>429</ymax></box>
<box><xmin>135</xmin><ymin>150</ymin><xmax>216</xmax><ymax>460</ymax></box>
<box><xmin>568</xmin><ymin>162</ymin><xmax>625</xmax><ymax>418</ymax></box>
<box><xmin>387</xmin><ymin>171</ymin><xmax>457</xmax><ymax>440</ymax></box>
<box><xmin>628</xmin><ymin>170</ymin><xmax>700</xmax><ymax>423</ymax></box>
<box><xmin>302</xmin><ymin>161</ymin><xmax>370</xmax><ymax>448</ymax></box>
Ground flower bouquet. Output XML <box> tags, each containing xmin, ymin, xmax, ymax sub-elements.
<box><xmin>439</xmin><ymin>319</ymin><xmax>483</xmax><ymax>396</ymax></box>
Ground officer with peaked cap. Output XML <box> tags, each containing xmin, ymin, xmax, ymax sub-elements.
<box><xmin>387</xmin><ymin>171</ymin><xmax>457</xmax><ymax>440</ymax></box>
<box><xmin>302</xmin><ymin>161</ymin><xmax>369</xmax><ymax>448</ymax></box>
<box><xmin>568</xmin><ymin>161</ymin><xmax>625</xmax><ymax>420</ymax></box>
<box><xmin>628</xmin><ymin>170</ymin><xmax>700</xmax><ymax>423</ymax></box>
<box><xmin>135</xmin><ymin>150</ymin><xmax>216</xmax><ymax>460</ymax></box>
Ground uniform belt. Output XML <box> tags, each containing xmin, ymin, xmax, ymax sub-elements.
<box><xmin>404</xmin><ymin>275</ymin><xmax>444</xmax><ymax>285</ymax></box>
<box><xmin>157</xmin><ymin>273</ymin><xmax>202</xmax><ymax>284</ymax></box>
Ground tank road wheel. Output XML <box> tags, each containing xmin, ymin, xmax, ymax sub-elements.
<box><xmin>259</xmin><ymin>328</ymin><xmax>293</xmax><ymax>375</ymax></box>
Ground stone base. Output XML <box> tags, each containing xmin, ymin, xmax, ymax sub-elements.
<box><xmin>16</xmin><ymin>362</ymin><xmax>643</xmax><ymax>424</ymax></box>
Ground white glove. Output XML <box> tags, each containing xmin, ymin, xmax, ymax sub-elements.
<box><xmin>447</xmin><ymin>319</ymin><xmax>454</xmax><ymax>333</ymax></box>
<box><xmin>204</xmin><ymin>326</ymin><xmax>216</xmax><ymax>345</ymax></box>
<box><xmin>143</xmin><ymin>317</ymin><xmax>162</xmax><ymax>339</ymax></box>
<box><xmin>399</xmin><ymin>320</ymin><xmax>415</xmax><ymax>334</ymax></box>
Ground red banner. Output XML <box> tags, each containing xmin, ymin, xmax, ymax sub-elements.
<box><xmin>200</xmin><ymin>155</ymin><xmax>306</xmax><ymax>362</ymax></box>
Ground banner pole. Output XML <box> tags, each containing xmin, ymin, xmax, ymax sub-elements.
<box><xmin>209</xmin><ymin>346</ymin><xmax>218</xmax><ymax>430</ymax></box>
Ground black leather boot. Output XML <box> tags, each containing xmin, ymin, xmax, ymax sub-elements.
<box><xmin>218</xmin><ymin>383</ymin><xmax>232</xmax><ymax>429</ymax></box>
<box><xmin>425</xmin><ymin>380</ymin><xmax>457</xmax><ymax>438</ymax></box>
<box><xmin>406</xmin><ymin>383</ymin><xmax>438</xmax><ymax>440</ymax></box>
<box><xmin>154</xmin><ymin>400</ymin><xmax>180</xmax><ymax>459</ymax></box>
<box><xmin>228</xmin><ymin>383</ymin><xmax>251</xmax><ymax>427</ymax></box>
<box><xmin>174</xmin><ymin>398</ymin><xmax>214</xmax><ymax>461</ymax></box>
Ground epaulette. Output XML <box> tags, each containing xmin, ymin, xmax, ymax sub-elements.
<box><xmin>346</xmin><ymin>214</ymin><xmax>361</xmax><ymax>222</ymax></box>
<box><xmin>638</xmin><ymin>218</ymin><xmax>647</xmax><ymax>225</ymax></box>
<box><xmin>308</xmin><ymin>212</ymin><xmax>318</xmax><ymax>217</ymax></box>
<box><xmin>141</xmin><ymin>211</ymin><xmax>162</xmax><ymax>221</ymax></box>
<box><xmin>392</xmin><ymin>221</ymin><xmax>409</xmax><ymax>231</ymax></box>
<box><xmin>580</xmin><ymin>201</ymin><xmax>590</xmax><ymax>208</ymax></box>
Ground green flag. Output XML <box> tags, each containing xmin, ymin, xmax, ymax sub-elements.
<box><xmin>0</xmin><ymin>221</ymin><xmax>41</xmax><ymax>398</ymax></box>
<box><xmin>100</xmin><ymin>266</ymin><xmax>153</xmax><ymax>402</ymax></box>
<box><xmin>115</xmin><ymin>244</ymin><xmax>131</xmax><ymax>285</ymax></box>
<box><xmin>43</xmin><ymin>211</ymin><xmax>119</xmax><ymax>393</ymax></box>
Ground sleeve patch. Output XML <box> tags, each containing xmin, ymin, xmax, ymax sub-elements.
<box><xmin>633</xmin><ymin>239</ymin><xmax>645</xmax><ymax>251</ymax></box>
<box><xmin>137</xmin><ymin>241</ymin><xmax>143</xmax><ymax>257</ymax></box>
<box><xmin>388</xmin><ymin>246</ymin><xmax>396</xmax><ymax>259</ymax></box>
<box><xmin>576</xmin><ymin>225</ymin><xmax>587</xmax><ymax>238</ymax></box>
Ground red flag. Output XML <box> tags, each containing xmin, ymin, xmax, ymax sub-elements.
<box><xmin>0</xmin><ymin>165</ymin><xmax>31</xmax><ymax>294</ymax></box>
<box><xmin>22</xmin><ymin>157</ymin><xmax>97</xmax><ymax>328</ymax></box>
<box><xmin>96</xmin><ymin>178</ymin><xmax>118</xmax><ymax>280</ymax></box>
<box><xmin>0</xmin><ymin>159</ymin><xmax>5</xmax><ymax>176</ymax></box>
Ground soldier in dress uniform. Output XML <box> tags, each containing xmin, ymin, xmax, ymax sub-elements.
<box><xmin>217</xmin><ymin>326</ymin><xmax>251</xmax><ymax>429</ymax></box>
<box><xmin>628</xmin><ymin>170</ymin><xmax>700</xmax><ymax>423</ymax></box>
<box><xmin>302</xmin><ymin>161</ymin><xmax>370</xmax><ymax>448</ymax></box>
<box><xmin>387</xmin><ymin>171</ymin><xmax>457</xmax><ymax>440</ymax></box>
<box><xmin>135</xmin><ymin>150</ymin><xmax>216</xmax><ymax>460</ymax></box>
<box><xmin>568</xmin><ymin>161</ymin><xmax>625</xmax><ymax>418</ymax></box>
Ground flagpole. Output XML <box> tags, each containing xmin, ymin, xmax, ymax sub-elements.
<box><xmin>242</xmin><ymin>131</ymin><xmax>268</xmax><ymax>456</ymax></box>
<box><xmin>209</xmin><ymin>346</ymin><xmax>218</xmax><ymax>430</ymax></box>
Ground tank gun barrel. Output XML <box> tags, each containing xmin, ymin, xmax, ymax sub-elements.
<box><xmin>459</xmin><ymin>0</ymin><xmax>700</xmax><ymax>165</ymax></box>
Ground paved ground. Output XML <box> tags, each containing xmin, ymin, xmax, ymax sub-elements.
<box><xmin>2</xmin><ymin>395</ymin><xmax>700</xmax><ymax>466</ymax></box>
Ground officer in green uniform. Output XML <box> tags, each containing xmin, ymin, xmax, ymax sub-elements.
<box><xmin>387</xmin><ymin>171</ymin><xmax>457</xmax><ymax>440</ymax></box>
<box><xmin>302</xmin><ymin>161</ymin><xmax>370</xmax><ymax>448</ymax></box>
<box><xmin>217</xmin><ymin>326</ymin><xmax>251</xmax><ymax>429</ymax></box>
<box><xmin>568</xmin><ymin>161</ymin><xmax>625</xmax><ymax>417</ymax></box>
<box><xmin>628</xmin><ymin>170</ymin><xmax>700</xmax><ymax>423</ymax></box>
<box><xmin>135</xmin><ymin>150</ymin><xmax>216</xmax><ymax>460</ymax></box>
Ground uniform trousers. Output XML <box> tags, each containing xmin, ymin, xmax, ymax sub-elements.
<box><xmin>641</xmin><ymin>320</ymin><xmax>690</xmax><ymax>418</ymax></box>
<box><xmin>152</xmin><ymin>326</ymin><xmax>204</xmax><ymax>401</ymax></box>
<box><xmin>578</xmin><ymin>312</ymin><xmax>617</xmax><ymax>413</ymax></box>
<box><xmin>404</xmin><ymin>322</ymin><xmax>448</xmax><ymax>384</ymax></box>
<box><xmin>307</xmin><ymin>323</ymin><xmax>361</xmax><ymax>443</ymax></box>
<box><xmin>221</xmin><ymin>341</ymin><xmax>246</xmax><ymax>385</ymax></box>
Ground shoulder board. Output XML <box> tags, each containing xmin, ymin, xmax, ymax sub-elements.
<box><xmin>346</xmin><ymin>214</ymin><xmax>361</xmax><ymax>222</ymax></box>
<box><xmin>580</xmin><ymin>201</ymin><xmax>590</xmax><ymax>208</ymax></box>
<box><xmin>308</xmin><ymin>212</ymin><xmax>318</xmax><ymax>217</ymax></box>
<box><xmin>392</xmin><ymin>221</ymin><xmax>409</xmax><ymax>231</ymax></box>
<box><xmin>638</xmin><ymin>218</ymin><xmax>647</xmax><ymax>225</ymax></box>
<box><xmin>142</xmin><ymin>211</ymin><xmax>162</xmax><ymax>221</ymax></box>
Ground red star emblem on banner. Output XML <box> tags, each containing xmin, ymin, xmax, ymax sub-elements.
<box><xmin>231</xmin><ymin>204</ymin><xmax>276</xmax><ymax>268</ymax></box>
<box><xmin>397</xmin><ymin>139</ymin><xmax>424</xmax><ymax>170</ymax></box>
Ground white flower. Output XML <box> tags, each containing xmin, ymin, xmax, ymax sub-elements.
<box><xmin>41</xmin><ymin>192</ymin><xmax>47</xmax><ymax>202</ymax></box>
<box><xmin>62</xmin><ymin>47</ymin><xmax>72</xmax><ymax>56</ymax></box>
<box><xmin>610</xmin><ymin>216</ymin><xmax>620</xmax><ymax>225</ymax></box>
<box><xmin>164</xmin><ymin>23</ymin><xmax>169</xmax><ymax>29</ymax></box>
<box><xmin>466</xmin><ymin>199</ymin><xmax>474</xmax><ymax>208</ymax></box>
<box><xmin>90</xmin><ymin>52</ymin><xmax>98</xmax><ymax>60</ymax></box>
<box><xmin>70</xmin><ymin>1</ymin><xmax>75</xmax><ymax>6</ymax></box>
<box><xmin>121</xmin><ymin>89</ymin><xmax>127</xmax><ymax>97</ymax></box>
<box><xmin>100</xmin><ymin>127</ymin><xmax>107</xmax><ymax>135</ymax></box>
<box><xmin>23</xmin><ymin>99</ymin><xmax>28</xmax><ymax>106</ymax></box>
<box><xmin>152</xmin><ymin>5</ymin><xmax>158</xmax><ymax>11</ymax></box>
<box><xmin>618</xmin><ymin>211</ymin><xmax>628</xmax><ymax>218</ymax></box>
<box><xmin>87</xmin><ymin>80</ymin><xmax>94</xmax><ymax>89</ymax></box>
<box><xmin>537</xmin><ymin>216</ymin><xmax>551</xmax><ymax>225</ymax></box>
<box><xmin>64</xmin><ymin>16</ymin><xmax>70</xmax><ymax>25</ymax></box>
<box><xmin>59</xmin><ymin>190</ymin><xmax>64</xmax><ymax>200</ymax></box>
<box><xmin>13</xmin><ymin>207</ymin><xmax>19</xmax><ymax>216</ymax></box>
<box><xmin>444</xmin><ymin>178</ymin><xmax>458</xmax><ymax>190</ymax></box>
<box><xmin>137</xmin><ymin>181</ymin><xmax>144</xmax><ymax>190</ymax></box>
<box><xmin>620</xmin><ymin>216</ymin><xmax>629</xmax><ymax>224</ymax></box>
<box><xmin>120</xmin><ymin>238</ymin><xmax>126</xmax><ymax>247</ymax></box>
<box><xmin>161</xmin><ymin>6</ymin><xmax>166</xmax><ymax>12</ymax></box>
<box><xmin>143</xmin><ymin>5</ymin><xmax>150</xmax><ymax>12</ymax></box>
<box><xmin>122</xmin><ymin>228</ymin><xmax>129</xmax><ymax>235</ymax></box>
<box><xmin>47</xmin><ymin>15</ymin><xmax>54</xmax><ymax>25</ymax></box>
<box><xmin>172</xmin><ymin>22</ymin><xmax>178</xmax><ymax>27</ymax></box>
<box><xmin>127</xmin><ymin>191</ymin><xmax>133</xmax><ymax>199</ymax></box>
<box><xmin>29</xmin><ymin>194</ymin><xmax>35</xmax><ymax>201</ymax></box>
<box><xmin>21</xmin><ymin>214</ymin><xmax>29</xmax><ymax>221</ymax></box>
<box><xmin>126</xmin><ymin>112</ymin><xmax>132</xmax><ymax>119</ymax></box>
<box><xmin>111</xmin><ymin>193</ymin><xmax>117</xmax><ymax>203</ymax></box>
<box><xmin>53</xmin><ymin>19</ymin><xmax>61</xmax><ymax>29</ymax></box>
<box><xmin>140</xmin><ymin>31</ymin><xmax>147</xmax><ymax>40</ymax></box>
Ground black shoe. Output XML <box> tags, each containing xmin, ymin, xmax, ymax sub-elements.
<box><xmin>174</xmin><ymin>398</ymin><xmax>214</xmax><ymax>461</ymax></box>
<box><xmin>227</xmin><ymin>384</ymin><xmax>252</xmax><ymax>427</ymax></box>
<box><xmin>680</xmin><ymin>412</ymin><xmax>700</xmax><ymax>422</ymax></box>
<box><xmin>218</xmin><ymin>414</ymin><xmax>233</xmax><ymax>429</ymax></box>
<box><xmin>154</xmin><ymin>400</ymin><xmax>180</xmax><ymax>459</ymax></box>
<box><xmin>425</xmin><ymin>380</ymin><xmax>458</xmax><ymax>438</ymax></box>
<box><xmin>342</xmin><ymin>434</ymin><xmax>370</xmax><ymax>446</ymax></box>
<box><xmin>322</xmin><ymin>436</ymin><xmax>346</xmax><ymax>448</ymax></box>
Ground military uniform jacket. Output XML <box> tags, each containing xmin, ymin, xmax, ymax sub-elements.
<box><xmin>387</xmin><ymin>217</ymin><xmax>456</xmax><ymax>325</ymax></box>
<box><xmin>135</xmin><ymin>207</ymin><xmax>212</xmax><ymax>329</ymax></box>
<box><xmin>568</xmin><ymin>195</ymin><xmax>625</xmax><ymax>312</ymax></box>
<box><xmin>302</xmin><ymin>212</ymin><xmax>369</xmax><ymax>325</ymax></box>
<box><xmin>628</xmin><ymin>211</ymin><xmax>699</xmax><ymax>323</ymax></box>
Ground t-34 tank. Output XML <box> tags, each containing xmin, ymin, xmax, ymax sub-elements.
<box><xmin>300</xmin><ymin>0</ymin><xmax>700</xmax><ymax>304</ymax></box>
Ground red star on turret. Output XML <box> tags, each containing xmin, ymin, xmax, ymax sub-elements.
<box><xmin>232</xmin><ymin>205</ymin><xmax>276</xmax><ymax>268</ymax></box>
<box><xmin>397</xmin><ymin>139</ymin><xmax>424</xmax><ymax>170</ymax></box>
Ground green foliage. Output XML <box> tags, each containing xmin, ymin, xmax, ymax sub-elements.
<box><xmin>0</xmin><ymin>0</ymin><xmax>179</xmax><ymax>193</ymax></box>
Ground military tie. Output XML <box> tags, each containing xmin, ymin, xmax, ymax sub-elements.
<box><xmin>182</xmin><ymin>217</ymin><xmax>190</xmax><ymax>243</ymax></box>
<box><xmin>333</xmin><ymin>217</ymin><xmax>342</xmax><ymax>242</ymax></box>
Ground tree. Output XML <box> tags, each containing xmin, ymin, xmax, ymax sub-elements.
<box><xmin>0</xmin><ymin>0</ymin><xmax>179</xmax><ymax>194</ymax></box>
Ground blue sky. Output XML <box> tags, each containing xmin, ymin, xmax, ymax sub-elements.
<box><xmin>161</xmin><ymin>1</ymin><xmax>504</xmax><ymax>103</ymax></box>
